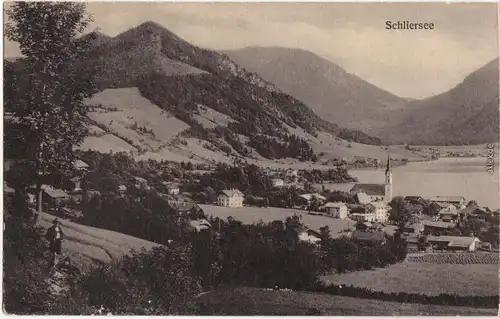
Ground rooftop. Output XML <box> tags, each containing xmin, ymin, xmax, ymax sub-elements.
<box><xmin>74</xmin><ymin>159</ymin><xmax>89</xmax><ymax>169</ymax></box>
<box><xmin>324</xmin><ymin>202</ymin><xmax>347</xmax><ymax>208</ymax></box>
<box><xmin>219</xmin><ymin>189</ymin><xmax>244</xmax><ymax>198</ymax></box>
<box><xmin>299</xmin><ymin>193</ymin><xmax>326</xmax><ymax>201</ymax></box>
<box><xmin>43</xmin><ymin>187</ymin><xmax>69</xmax><ymax>198</ymax></box>
<box><xmin>350</xmin><ymin>184</ymin><xmax>385</xmax><ymax>196</ymax></box>
<box><xmin>352</xmin><ymin>230</ymin><xmax>385</xmax><ymax>242</ymax></box>
<box><xmin>422</xmin><ymin>220</ymin><xmax>455</xmax><ymax>229</ymax></box>
<box><xmin>429</xmin><ymin>196</ymin><xmax>465</xmax><ymax>204</ymax></box>
<box><xmin>427</xmin><ymin>235</ymin><xmax>479</xmax><ymax>247</ymax></box>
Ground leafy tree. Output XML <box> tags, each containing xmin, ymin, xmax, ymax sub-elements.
<box><xmin>5</xmin><ymin>2</ymin><xmax>96</xmax><ymax>222</ymax></box>
<box><xmin>308</xmin><ymin>194</ymin><xmax>321</xmax><ymax>212</ymax></box>
<box><xmin>388</xmin><ymin>196</ymin><xmax>412</xmax><ymax>230</ymax></box>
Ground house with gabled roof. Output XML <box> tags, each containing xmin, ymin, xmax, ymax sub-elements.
<box><xmin>427</xmin><ymin>235</ymin><xmax>481</xmax><ymax>252</ymax></box>
<box><xmin>298</xmin><ymin>228</ymin><xmax>323</xmax><ymax>245</ymax></box>
<box><xmin>162</xmin><ymin>181</ymin><xmax>180</xmax><ymax>195</ymax></box>
<box><xmin>429</xmin><ymin>196</ymin><xmax>466</xmax><ymax>208</ymax></box>
<box><xmin>217</xmin><ymin>189</ymin><xmax>244</xmax><ymax>207</ymax></box>
<box><xmin>322</xmin><ymin>202</ymin><xmax>348</xmax><ymax>219</ymax></box>
<box><xmin>438</xmin><ymin>204</ymin><xmax>459</xmax><ymax>223</ymax></box>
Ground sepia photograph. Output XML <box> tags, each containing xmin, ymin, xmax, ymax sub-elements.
<box><xmin>3</xmin><ymin>1</ymin><xmax>500</xmax><ymax>316</ymax></box>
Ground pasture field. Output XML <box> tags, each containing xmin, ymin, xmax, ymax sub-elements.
<box><xmin>200</xmin><ymin>204</ymin><xmax>355</xmax><ymax>237</ymax></box>
<box><xmin>195</xmin><ymin>286</ymin><xmax>497</xmax><ymax>316</ymax></box>
<box><xmin>321</xmin><ymin>261</ymin><xmax>498</xmax><ymax>296</ymax></box>
<box><xmin>38</xmin><ymin>212</ymin><xmax>159</xmax><ymax>269</ymax></box>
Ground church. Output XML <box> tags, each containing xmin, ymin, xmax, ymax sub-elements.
<box><xmin>349</xmin><ymin>156</ymin><xmax>393</xmax><ymax>223</ymax></box>
<box><xmin>350</xmin><ymin>155</ymin><xmax>393</xmax><ymax>204</ymax></box>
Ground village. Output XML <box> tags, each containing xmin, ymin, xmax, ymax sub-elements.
<box><xmin>6</xmin><ymin>152</ymin><xmax>498</xmax><ymax>254</ymax></box>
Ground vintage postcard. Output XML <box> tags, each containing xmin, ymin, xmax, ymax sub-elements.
<box><xmin>3</xmin><ymin>2</ymin><xmax>499</xmax><ymax>316</ymax></box>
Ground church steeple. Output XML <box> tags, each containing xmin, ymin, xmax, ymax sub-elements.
<box><xmin>385</xmin><ymin>154</ymin><xmax>391</xmax><ymax>176</ymax></box>
<box><xmin>385</xmin><ymin>154</ymin><xmax>393</xmax><ymax>203</ymax></box>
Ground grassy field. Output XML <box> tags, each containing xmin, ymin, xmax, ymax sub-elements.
<box><xmin>195</xmin><ymin>286</ymin><xmax>497</xmax><ymax>315</ymax></box>
<box><xmin>200</xmin><ymin>204</ymin><xmax>355</xmax><ymax>237</ymax></box>
<box><xmin>321</xmin><ymin>261</ymin><xmax>499</xmax><ymax>296</ymax></box>
<box><xmin>38</xmin><ymin>212</ymin><xmax>159</xmax><ymax>270</ymax></box>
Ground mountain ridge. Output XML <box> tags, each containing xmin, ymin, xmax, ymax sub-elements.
<box><xmin>226</xmin><ymin>46</ymin><xmax>499</xmax><ymax>145</ymax></box>
<box><xmin>5</xmin><ymin>21</ymin><xmax>385</xmax><ymax>167</ymax></box>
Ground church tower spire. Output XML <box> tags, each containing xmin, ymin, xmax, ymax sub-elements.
<box><xmin>385</xmin><ymin>154</ymin><xmax>393</xmax><ymax>203</ymax></box>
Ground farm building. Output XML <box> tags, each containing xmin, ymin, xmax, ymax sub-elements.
<box><xmin>403</xmin><ymin>221</ymin><xmax>425</xmax><ymax>235</ymax></box>
<box><xmin>351</xmin><ymin>230</ymin><xmax>386</xmax><ymax>245</ymax></box>
<box><xmin>422</xmin><ymin>220</ymin><xmax>455</xmax><ymax>234</ymax></box>
<box><xmin>298</xmin><ymin>228</ymin><xmax>322</xmax><ymax>245</ymax></box>
<box><xmin>427</xmin><ymin>235</ymin><xmax>481</xmax><ymax>252</ymax></box>
<box><xmin>217</xmin><ymin>189</ymin><xmax>244</xmax><ymax>207</ymax></box>
<box><xmin>323</xmin><ymin>202</ymin><xmax>348</xmax><ymax>219</ymax></box>
<box><xmin>460</xmin><ymin>203</ymin><xmax>490</xmax><ymax>221</ymax></box>
<box><xmin>189</xmin><ymin>219</ymin><xmax>212</xmax><ymax>232</ymax></box>
<box><xmin>438</xmin><ymin>205</ymin><xmax>459</xmax><ymax>223</ymax></box>
<box><xmin>74</xmin><ymin>159</ymin><xmax>89</xmax><ymax>171</ymax></box>
<box><xmin>168</xmin><ymin>198</ymin><xmax>200</xmax><ymax>214</ymax></box>
<box><xmin>42</xmin><ymin>186</ymin><xmax>69</xmax><ymax>211</ymax></box>
<box><xmin>404</xmin><ymin>196</ymin><xmax>424</xmax><ymax>204</ymax></box>
<box><xmin>299</xmin><ymin>193</ymin><xmax>326</xmax><ymax>204</ymax></box>
<box><xmin>429</xmin><ymin>196</ymin><xmax>466</xmax><ymax>208</ymax></box>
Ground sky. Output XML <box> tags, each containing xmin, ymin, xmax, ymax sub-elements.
<box><xmin>3</xmin><ymin>2</ymin><xmax>498</xmax><ymax>99</ymax></box>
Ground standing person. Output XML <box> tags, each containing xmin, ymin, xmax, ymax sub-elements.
<box><xmin>45</xmin><ymin>218</ymin><xmax>64</xmax><ymax>267</ymax></box>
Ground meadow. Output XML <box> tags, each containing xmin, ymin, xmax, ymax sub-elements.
<box><xmin>38</xmin><ymin>212</ymin><xmax>159</xmax><ymax>269</ymax></box>
<box><xmin>200</xmin><ymin>204</ymin><xmax>355</xmax><ymax>237</ymax></box>
<box><xmin>321</xmin><ymin>260</ymin><xmax>499</xmax><ymax>296</ymax></box>
<box><xmin>195</xmin><ymin>286</ymin><xmax>497</xmax><ymax>316</ymax></box>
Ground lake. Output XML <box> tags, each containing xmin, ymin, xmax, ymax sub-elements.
<box><xmin>349</xmin><ymin>157</ymin><xmax>499</xmax><ymax>209</ymax></box>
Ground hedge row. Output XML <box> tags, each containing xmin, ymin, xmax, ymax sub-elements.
<box><xmin>309</xmin><ymin>283</ymin><xmax>498</xmax><ymax>308</ymax></box>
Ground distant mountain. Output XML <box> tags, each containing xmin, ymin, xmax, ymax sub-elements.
<box><xmin>377</xmin><ymin>58</ymin><xmax>499</xmax><ymax>145</ymax></box>
<box><xmin>225</xmin><ymin>47</ymin><xmax>408</xmax><ymax>135</ymax></box>
<box><xmin>5</xmin><ymin>22</ymin><xmax>382</xmax><ymax>165</ymax></box>
<box><xmin>226</xmin><ymin>47</ymin><xmax>499</xmax><ymax>146</ymax></box>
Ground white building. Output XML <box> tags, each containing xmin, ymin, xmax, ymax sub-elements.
<box><xmin>350</xmin><ymin>212</ymin><xmax>376</xmax><ymax>222</ymax></box>
<box><xmin>299</xmin><ymin>193</ymin><xmax>326</xmax><ymax>204</ymax></box>
<box><xmin>74</xmin><ymin>159</ymin><xmax>89</xmax><ymax>171</ymax></box>
<box><xmin>323</xmin><ymin>202</ymin><xmax>349</xmax><ymax>219</ymax></box>
<box><xmin>367</xmin><ymin>201</ymin><xmax>391</xmax><ymax>223</ymax></box>
<box><xmin>298</xmin><ymin>229</ymin><xmax>322</xmax><ymax>245</ymax></box>
<box><xmin>217</xmin><ymin>189</ymin><xmax>244</xmax><ymax>207</ymax></box>
<box><xmin>162</xmin><ymin>182</ymin><xmax>180</xmax><ymax>195</ymax></box>
<box><xmin>271</xmin><ymin>178</ymin><xmax>285</xmax><ymax>188</ymax></box>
